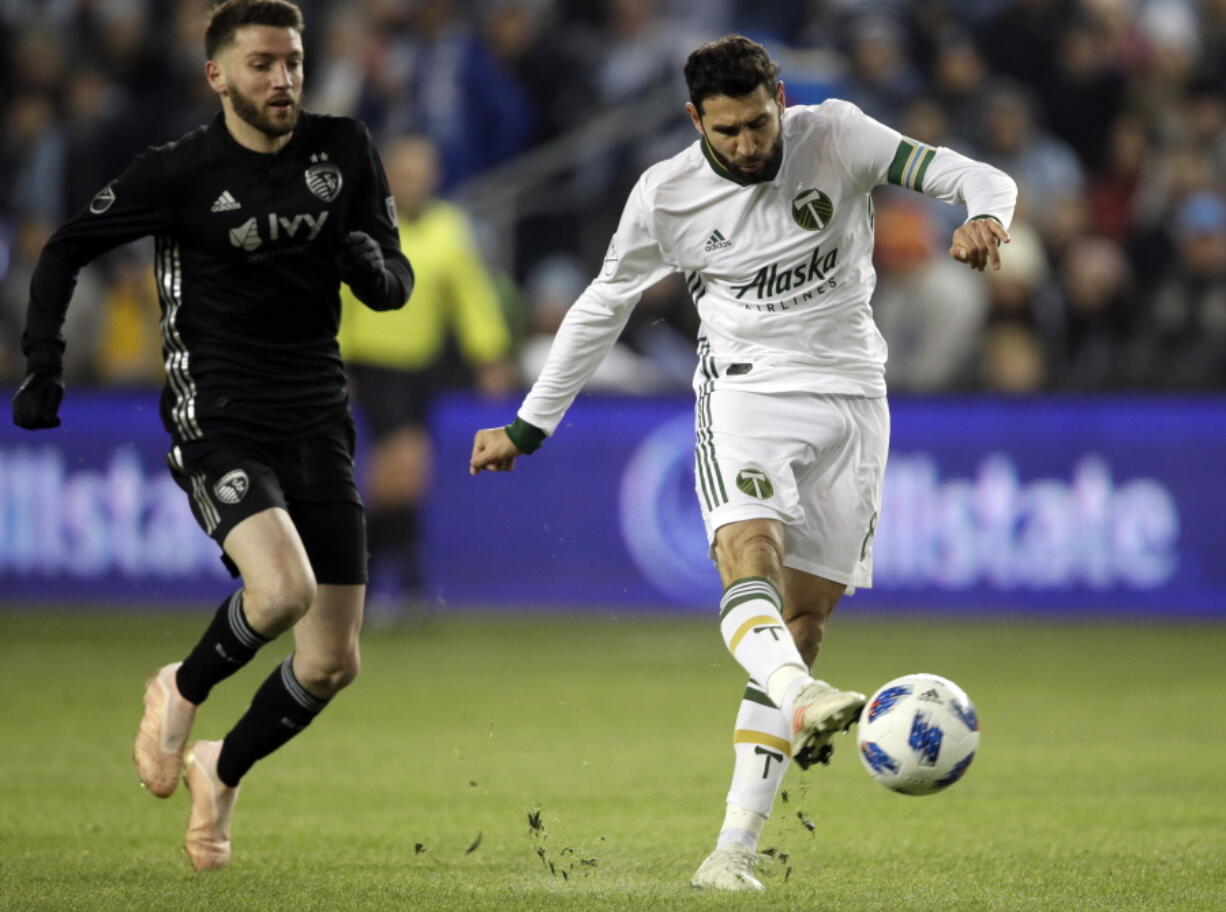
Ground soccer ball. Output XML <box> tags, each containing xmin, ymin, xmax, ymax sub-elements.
<box><xmin>856</xmin><ymin>673</ymin><xmax>979</xmax><ymax>796</ymax></box>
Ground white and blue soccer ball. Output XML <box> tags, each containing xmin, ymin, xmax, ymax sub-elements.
<box><xmin>856</xmin><ymin>673</ymin><xmax>979</xmax><ymax>796</ymax></box>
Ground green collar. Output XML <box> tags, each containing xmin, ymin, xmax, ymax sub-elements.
<box><xmin>701</xmin><ymin>134</ymin><xmax>783</xmax><ymax>186</ymax></box>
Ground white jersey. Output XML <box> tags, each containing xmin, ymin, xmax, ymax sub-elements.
<box><xmin>519</xmin><ymin>99</ymin><xmax>1017</xmax><ymax>435</ymax></box>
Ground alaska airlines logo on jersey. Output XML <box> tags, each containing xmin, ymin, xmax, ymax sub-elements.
<box><xmin>305</xmin><ymin>152</ymin><xmax>343</xmax><ymax>202</ymax></box>
<box><xmin>90</xmin><ymin>183</ymin><xmax>117</xmax><ymax>215</ymax></box>
<box><xmin>228</xmin><ymin>211</ymin><xmax>330</xmax><ymax>252</ymax></box>
<box><xmin>704</xmin><ymin>229</ymin><xmax>732</xmax><ymax>252</ymax></box>
<box><xmin>732</xmin><ymin>243</ymin><xmax>839</xmax><ymax>300</ymax></box>
<box><xmin>792</xmin><ymin>188</ymin><xmax>834</xmax><ymax>231</ymax></box>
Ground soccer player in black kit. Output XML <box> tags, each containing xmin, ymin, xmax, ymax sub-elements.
<box><xmin>11</xmin><ymin>0</ymin><xmax>413</xmax><ymax>871</ymax></box>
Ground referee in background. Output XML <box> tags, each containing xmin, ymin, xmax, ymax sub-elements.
<box><xmin>11</xmin><ymin>0</ymin><xmax>413</xmax><ymax>870</ymax></box>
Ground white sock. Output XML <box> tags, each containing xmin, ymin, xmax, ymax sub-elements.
<box><xmin>719</xmin><ymin>578</ymin><xmax>807</xmax><ymax>688</ymax></box>
<box><xmin>716</xmin><ymin>804</ymin><xmax>768</xmax><ymax>851</ymax></box>
<box><xmin>767</xmin><ymin>665</ymin><xmax>809</xmax><ymax>710</ymax></box>
<box><xmin>716</xmin><ymin>677</ymin><xmax>792</xmax><ymax>852</ymax></box>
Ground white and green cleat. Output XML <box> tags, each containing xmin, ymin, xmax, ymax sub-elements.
<box><xmin>691</xmin><ymin>846</ymin><xmax>765</xmax><ymax>892</ymax></box>
<box><xmin>788</xmin><ymin>679</ymin><xmax>866</xmax><ymax>770</ymax></box>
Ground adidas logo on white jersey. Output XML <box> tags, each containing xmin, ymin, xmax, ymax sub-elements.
<box><xmin>704</xmin><ymin>229</ymin><xmax>732</xmax><ymax>252</ymax></box>
<box><xmin>211</xmin><ymin>191</ymin><xmax>242</xmax><ymax>213</ymax></box>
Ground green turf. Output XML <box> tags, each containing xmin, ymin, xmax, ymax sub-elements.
<box><xmin>1</xmin><ymin>610</ymin><xmax>1223</xmax><ymax>911</ymax></box>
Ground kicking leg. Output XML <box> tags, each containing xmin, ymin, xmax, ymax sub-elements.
<box><xmin>695</xmin><ymin>564</ymin><xmax>847</xmax><ymax>891</ymax></box>
<box><xmin>712</xmin><ymin>518</ymin><xmax>861</xmax><ymax>750</ymax></box>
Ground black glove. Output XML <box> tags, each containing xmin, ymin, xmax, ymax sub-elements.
<box><xmin>13</xmin><ymin>369</ymin><xmax>64</xmax><ymax>429</ymax></box>
<box><xmin>340</xmin><ymin>231</ymin><xmax>385</xmax><ymax>279</ymax></box>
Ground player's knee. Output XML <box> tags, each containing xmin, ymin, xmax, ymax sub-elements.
<box><xmin>244</xmin><ymin>572</ymin><xmax>317</xmax><ymax>632</ymax></box>
<box><xmin>297</xmin><ymin>651</ymin><xmax>359</xmax><ymax>698</ymax></box>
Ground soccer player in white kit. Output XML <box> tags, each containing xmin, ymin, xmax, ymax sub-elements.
<box><xmin>470</xmin><ymin>35</ymin><xmax>1016</xmax><ymax>891</ymax></box>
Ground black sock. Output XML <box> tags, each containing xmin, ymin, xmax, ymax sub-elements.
<box><xmin>216</xmin><ymin>656</ymin><xmax>328</xmax><ymax>787</ymax></box>
<box><xmin>176</xmin><ymin>591</ymin><xmax>271</xmax><ymax>705</ymax></box>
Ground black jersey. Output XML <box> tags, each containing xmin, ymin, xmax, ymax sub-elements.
<box><xmin>22</xmin><ymin>111</ymin><xmax>413</xmax><ymax>442</ymax></box>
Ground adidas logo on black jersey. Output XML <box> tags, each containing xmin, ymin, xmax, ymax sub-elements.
<box><xmin>211</xmin><ymin>191</ymin><xmax>242</xmax><ymax>213</ymax></box>
<box><xmin>704</xmin><ymin>229</ymin><xmax>732</xmax><ymax>252</ymax></box>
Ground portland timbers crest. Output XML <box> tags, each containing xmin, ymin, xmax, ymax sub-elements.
<box><xmin>792</xmin><ymin>188</ymin><xmax>834</xmax><ymax>231</ymax></box>
<box><xmin>736</xmin><ymin>467</ymin><xmax>774</xmax><ymax>499</ymax></box>
<box><xmin>305</xmin><ymin>153</ymin><xmax>343</xmax><ymax>202</ymax></box>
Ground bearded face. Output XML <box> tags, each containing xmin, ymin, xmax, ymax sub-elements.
<box><xmin>226</xmin><ymin>76</ymin><xmax>300</xmax><ymax>138</ymax></box>
<box><xmin>209</xmin><ymin>24</ymin><xmax>304</xmax><ymax>145</ymax></box>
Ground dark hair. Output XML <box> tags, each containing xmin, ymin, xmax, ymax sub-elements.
<box><xmin>684</xmin><ymin>35</ymin><xmax>780</xmax><ymax>113</ymax></box>
<box><xmin>205</xmin><ymin>0</ymin><xmax>304</xmax><ymax>59</ymax></box>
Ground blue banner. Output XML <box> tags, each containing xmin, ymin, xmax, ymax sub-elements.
<box><xmin>2</xmin><ymin>391</ymin><xmax>1223</xmax><ymax>616</ymax></box>
<box><xmin>0</xmin><ymin>393</ymin><xmax>230</xmax><ymax>603</ymax></box>
<box><xmin>429</xmin><ymin>394</ymin><xmax>1224</xmax><ymax>617</ymax></box>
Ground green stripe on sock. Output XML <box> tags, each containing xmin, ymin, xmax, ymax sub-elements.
<box><xmin>719</xmin><ymin>586</ymin><xmax>782</xmax><ymax>621</ymax></box>
<box><xmin>743</xmin><ymin>685</ymin><xmax>777</xmax><ymax>708</ymax></box>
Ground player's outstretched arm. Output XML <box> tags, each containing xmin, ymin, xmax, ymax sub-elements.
<box><xmin>949</xmin><ymin>216</ymin><xmax>1011</xmax><ymax>272</ymax></box>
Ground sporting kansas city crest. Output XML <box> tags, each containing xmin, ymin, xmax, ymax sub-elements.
<box><xmin>214</xmin><ymin>469</ymin><xmax>250</xmax><ymax>505</ymax></box>
<box><xmin>305</xmin><ymin>152</ymin><xmax>343</xmax><ymax>202</ymax></box>
<box><xmin>792</xmin><ymin>188</ymin><xmax>834</xmax><ymax>231</ymax></box>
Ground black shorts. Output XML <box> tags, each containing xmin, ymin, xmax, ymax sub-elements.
<box><xmin>347</xmin><ymin>363</ymin><xmax>436</xmax><ymax>441</ymax></box>
<box><xmin>167</xmin><ymin>419</ymin><xmax>367</xmax><ymax>585</ymax></box>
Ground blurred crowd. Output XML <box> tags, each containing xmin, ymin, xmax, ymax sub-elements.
<box><xmin>2</xmin><ymin>0</ymin><xmax>1226</xmax><ymax>394</ymax></box>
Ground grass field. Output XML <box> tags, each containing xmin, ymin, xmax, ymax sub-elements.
<box><xmin>1</xmin><ymin>610</ymin><xmax>1223</xmax><ymax>912</ymax></box>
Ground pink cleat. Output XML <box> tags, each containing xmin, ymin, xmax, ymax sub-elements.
<box><xmin>133</xmin><ymin>662</ymin><xmax>197</xmax><ymax>797</ymax></box>
<box><xmin>182</xmin><ymin>740</ymin><xmax>239</xmax><ymax>871</ymax></box>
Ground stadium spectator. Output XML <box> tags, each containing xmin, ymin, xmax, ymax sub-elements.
<box><xmin>0</xmin><ymin>216</ymin><xmax>106</xmax><ymax>382</ymax></box>
<box><xmin>872</xmin><ymin>199</ymin><xmax>989</xmax><ymax>391</ymax></box>
<box><xmin>927</xmin><ymin>27</ymin><xmax>991</xmax><ymax>148</ymax></box>
<box><xmin>1134</xmin><ymin>191</ymin><xmax>1226</xmax><ymax>386</ymax></box>
<box><xmin>840</xmin><ymin>14</ymin><xmax>924</xmax><ymax>125</ymax></box>
<box><xmin>980</xmin><ymin>220</ymin><xmax>1055</xmax><ymax>392</ymax></box>
<box><xmin>357</xmin><ymin>0</ymin><xmax>538</xmax><ymax>189</ymax></box>
<box><xmin>1</xmin><ymin>0</ymin><xmax>1225</xmax><ymax>392</ymax></box>
<box><xmin>1055</xmin><ymin>235</ymin><xmax>1136</xmax><ymax>388</ymax></box>
<box><xmin>975</xmin><ymin>81</ymin><xmax>1084</xmax><ymax>237</ymax></box>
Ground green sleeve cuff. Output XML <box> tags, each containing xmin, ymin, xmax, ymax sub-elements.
<box><xmin>505</xmin><ymin>416</ymin><xmax>547</xmax><ymax>454</ymax></box>
<box><xmin>968</xmin><ymin>214</ymin><xmax>1003</xmax><ymax>225</ymax></box>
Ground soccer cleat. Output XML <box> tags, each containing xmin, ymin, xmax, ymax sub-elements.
<box><xmin>788</xmin><ymin>679</ymin><xmax>867</xmax><ymax>770</ymax></box>
<box><xmin>691</xmin><ymin>846</ymin><xmax>765</xmax><ymax>892</ymax></box>
<box><xmin>182</xmin><ymin>740</ymin><xmax>239</xmax><ymax>871</ymax></box>
<box><xmin>133</xmin><ymin>662</ymin><xmax>198</xmax><ymax>797</ymax></box>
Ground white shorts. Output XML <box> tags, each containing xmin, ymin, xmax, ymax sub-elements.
<box><xmin>694</xmin><ymin>389</ymin><xmax>890</xmax><ymax>591</ymax></box>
